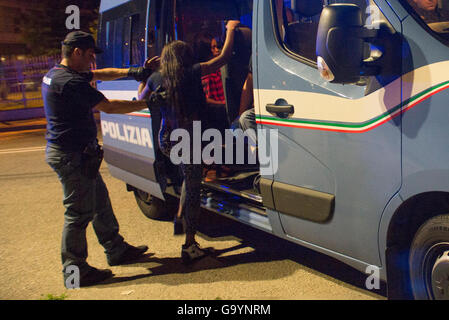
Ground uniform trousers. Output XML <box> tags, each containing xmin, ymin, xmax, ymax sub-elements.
<box><xmin>46</xmin><ymin>145</ymin><xmax>127</xmax><ymax>278</ymax></box>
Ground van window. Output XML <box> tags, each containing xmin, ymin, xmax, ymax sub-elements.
<box><xmin>102</xmin><ymin>14</ymin><xmax>144</xmax><ymax>68</ymax></box>
<box><xmin>97</xmin><ymin>0</ymin><xmax>147</xmax><ymax>69</ymax></box>
<box><xmin>403</xmin><ymin>0</ymin><xmax>449</xmax><ymax>44</ymax></box>
<box><xmin>147</xmin><ymin>0</ymin><xmax>163</xmax><ymax>59</ymax></box>
<box><xmin>175</xmin><ymin>0</ymin><xmax>246</xmax><ymax>45</ymax></box>
<box><xmin>123</xmin><ymin>14</ymin><xmax>144</xmax><ymax>67</ymax></box>
<box><xmin>272</xmin><ymin>0</ymin><xmax>369</xmax><ymax>64</ymax></box>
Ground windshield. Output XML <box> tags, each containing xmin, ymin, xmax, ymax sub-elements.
<box><xmin>404</xmin><ymin>0</ymin><xmax>449</xmax><ymax>42</ymax></box>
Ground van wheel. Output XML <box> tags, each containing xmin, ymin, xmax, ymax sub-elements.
<box><xmin>134</xmin><ymin>189</ymin><xmax>176</xmax><ymax>221</ymax></box>
<box><xmin>409</xmin><ymin>214</ymin><xmax>449</xmax><ymax>300</ymax></box>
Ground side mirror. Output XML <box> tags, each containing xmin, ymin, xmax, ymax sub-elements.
<box><xmin>316</xmin><ymin>4</ymin><xmax>379</xmax><ymax>84</ymax></box>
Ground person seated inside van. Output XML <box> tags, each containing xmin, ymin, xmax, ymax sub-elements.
<box><xmin>194</xmin><ymin>32</ymin><xmax>226</xmax><ymax>106</ymax></box>
<box><xmin>234</xmin><ymin>0</ymin><xmax>294</xmax><ymax>149</ymax></box>
<box><xmin>406</xmin><ymin>0</ymin><xmax>449</xmax><ymax>34</ymax></box>
<box><xmin>193</xmin><ymin>31</ymin><xmax>227</xmax><ymax>133</ymax></box>
<box><xmin>408</xmin><ymin>0</ymin><xmax>449</xmax><ymax>24</ymax></box>
<box><xmin>235</xmin><ymin>59</ymin><xmax>256</xmax><ymax>150</ymax></box>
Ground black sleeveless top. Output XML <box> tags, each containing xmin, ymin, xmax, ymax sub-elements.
<box><xmin>157</xmin><ymin>63</ymin><xmax>207</xmax><ymax>155</ymax></box>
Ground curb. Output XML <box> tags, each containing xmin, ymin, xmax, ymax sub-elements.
<box><xmin>0</xmin><ymin>117</ymin><xmax>101</xmax><ymax>133</ymax></box>
<box><xmin>0</xmin><ymin>107</ymin><xmax>46</xmax><ymax>122</ymax></box>
<box><xmin>0</xmin><ymin>124</ymin><xmax>47</xmax><ymax>133</ymax></box>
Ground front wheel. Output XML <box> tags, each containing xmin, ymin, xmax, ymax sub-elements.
<box><xmin>134</xmin><ymin>189</ymin><xmax>177</xmax><ymax>221</ymax></box>
<box><xmin>409</xmin><ymin>214</ymin><xmax>449</xmax><ymax>300</ymax></box>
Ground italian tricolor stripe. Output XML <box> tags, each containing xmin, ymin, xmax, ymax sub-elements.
<box><xmin>257</xmin><ymin>80</ymin><xmax>449</xmax><ymax>133</ymax></box>
<box><xmin>128</xmin><ymin>110</ymin><xmax>151</xmax><ymax>118</ymax></box>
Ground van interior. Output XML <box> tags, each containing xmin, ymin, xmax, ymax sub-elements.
<box><xmin>97</xmin><ymin>0</ymin><xmax>326</xmax><ymax>216</ymax></box>
<box><xmin>153</xmin><ymin>0</ymin><xmax>266</xmax><ymax>213</ymax></box>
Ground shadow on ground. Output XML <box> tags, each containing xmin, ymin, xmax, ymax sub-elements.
<box><xmin>97</xmin><ymin>210</ymin><xmax>386</xmax><ymax>299</ymax></box>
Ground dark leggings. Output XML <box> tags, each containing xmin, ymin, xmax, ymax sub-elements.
<box><xmin>159</xmin><ymin>120</ymin><xmax>202</xmax><ymax>235</ymax></box>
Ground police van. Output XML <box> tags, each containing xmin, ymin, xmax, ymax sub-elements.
<box><xmin>96</xmin><ymin>0</ymin><xmax>449</xmax><ymax>299</ymax></box>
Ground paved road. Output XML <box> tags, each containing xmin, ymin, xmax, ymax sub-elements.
<box><xmin>0</xmin><ymin>127</ymin><xmax>386</xmax><ymax>300</ymax></box>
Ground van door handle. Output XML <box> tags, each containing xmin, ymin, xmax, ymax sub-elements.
<box><xmin>266</xmin><ymin>99</ymin><xmax>294</xmax><ymax>118</ymax></box>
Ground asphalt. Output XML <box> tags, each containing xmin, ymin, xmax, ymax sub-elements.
<box><xmin>0</xmin><ymin>113</ymin><xmax>100</xmax><ymax>133</ymax></box>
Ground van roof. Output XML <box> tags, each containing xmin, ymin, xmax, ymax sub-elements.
<box><xmin>99</xmin><ymin>0</ymin><xmax>132</xmax><ymax>13</ymax></box>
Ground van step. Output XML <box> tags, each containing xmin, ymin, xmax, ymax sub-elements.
<box><xmin>202</xmin><ymin>181</ymin><xmax>263</xmax><ymax>204</ymax></box>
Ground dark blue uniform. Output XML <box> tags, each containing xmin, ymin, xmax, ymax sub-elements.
<box><xmin>43</xmin><ymin>64</ymin><xmax>129</xmax><ymax>280</ymax></box>
<box><xmin>42</xmin><ymin>64</ymin><xmax>103</xmax><ymax>151</ymax></box>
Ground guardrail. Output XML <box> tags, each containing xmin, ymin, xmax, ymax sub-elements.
<box><xmin>0</xmin><ymin>55</ymin><xmax>60</xmax><ymax>111</ymax></box>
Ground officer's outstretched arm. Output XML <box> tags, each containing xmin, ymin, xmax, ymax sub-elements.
<box><xmin>92</xmin><ymin>56</ymin><xmax>160</xmax><ymax>82</ymax></box>
<box><xmin>94</xmin><ymin>99</ymin><xmax>147</xmax><ymax>114</ymax></box>
<box><xmin>91</xmin><ymin>68</ymin><xmax>129</xmax><ymax>81</ymax></box>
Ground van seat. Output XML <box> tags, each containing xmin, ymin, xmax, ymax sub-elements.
<box><xmin>284</xmin><ymin>0</ymin><xmax>323</xmax><ymax>62</ymax></box>
<box><xmin>285</xmin><ymin>21</ymin><xmax>319</xmax><ymax>61</ymax></box>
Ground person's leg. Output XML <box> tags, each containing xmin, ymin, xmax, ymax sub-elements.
<box><xmin>46</xmin><ymin>149</ymin><xmax>95</xmax><ymax>278</ymax></box>
<box><xmin>159</xmin><ymin>120</ymin><xmax>186</xmax><ymax>232</ymax></box>
<box><xmin>173</xmin><ymin>180</ymin><xmax>186</xmax><ymax>235</ymax></box>
<box><xmin>91</xmin><ymin>173</ymin><xmax>127</xmax><ymax>260</ymax></box>
<box><xmin>180</xmin><ymin>162</ymin><xmax>214</xmax><ymax>263</ymax></box>
<box><xmin>238</xmin><ymin>108</ymin><xmax>257</xmax><ymax>147</ymax></box>
<box><xmin>91</xmin><ymin>172</ymin><xmax>148</xmax><ymax>266</ymax></box>
<box><xmin>181</xmin><ymin>163</ymin><xmax>202</xmax><ymax>246</ymax></box>
<box><xmin>178</xmin><ymin>180</ymin><xmax>186</xmax><ymax>219</ymax></box>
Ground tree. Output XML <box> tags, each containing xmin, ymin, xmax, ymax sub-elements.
<box><xmin>20</xmin><ymin>0</ymin><xmax>101</xmax><ymax>56</ymax></box>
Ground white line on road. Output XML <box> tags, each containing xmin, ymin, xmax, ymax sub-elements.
<box><xmin>0</xmin><ymin>146</ymin><xmax>46</xmax><ymax>155</ymax></box>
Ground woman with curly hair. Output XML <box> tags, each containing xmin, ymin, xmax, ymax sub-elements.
<box><xmin>158</xmin><ymin>20</ymin><xmax>240</xmax><ymax>263</ymax></box>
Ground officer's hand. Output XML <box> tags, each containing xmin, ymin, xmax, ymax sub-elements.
<box><xmin>129</xmin><ymin>56</ymin><xmax>161</xmax><ymax>82</ymax></box>
<box><xmin>128</xmin><ymin>67</ymin><xmax>148</xmax><ymax>82</ymax></box>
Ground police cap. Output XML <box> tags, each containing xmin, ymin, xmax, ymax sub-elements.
<box><xmin>62</xmin><ymin>31</ymin><xmax>103</xmax><ymax>54</ymax></box>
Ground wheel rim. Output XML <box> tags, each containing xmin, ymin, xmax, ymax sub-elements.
<box><xmin>422</xmin><ymin>242</ymin><xmax>449</xmax><ymax>300</ymax></box>
<box><xmin>431</xmin><ymin>248</ymin><xmax>449</xmax><ymax>300</ymax></box>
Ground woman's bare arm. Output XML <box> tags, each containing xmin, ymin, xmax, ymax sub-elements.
<box><xmin>200</xmin><ymin>20</ymin><xmax>240</xmax><ymax>76</ymax></box>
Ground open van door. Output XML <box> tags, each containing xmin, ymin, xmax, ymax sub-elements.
<box><xmin>97</xmin><ymin>0</ymin><xmax>175</xmax><ymax>218</ymax></box>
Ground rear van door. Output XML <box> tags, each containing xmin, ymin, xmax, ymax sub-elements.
<box><xmin>255</xmin><ymin>0</ymin><xmax>403</xmax><ymax>266</ymax></box>
<box><xmin>97</xmin><ymin>0</ymin><xmax>169</xmax><ymax>199</ymax></box>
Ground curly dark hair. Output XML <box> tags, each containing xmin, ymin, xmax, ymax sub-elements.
<box><xmin>160</xmin><ymin>41</ymin><xmax>203</xmax><ymax>128</ymax></box>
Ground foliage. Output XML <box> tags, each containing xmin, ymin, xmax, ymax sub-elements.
<box><xmin>20</xmin><ymin>0</ymin><xmax>101</xmax><ymax>56</ymax></box>
<box><xmin>41</xmin><ymin>293</ymin><xmax>68</xmax><ymax>300</ymax></box>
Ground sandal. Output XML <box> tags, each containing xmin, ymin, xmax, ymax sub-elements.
<box><xmin>181</xmin><ymin>242</ymin><xmax>214</xmax><ymax>264</ymax></box>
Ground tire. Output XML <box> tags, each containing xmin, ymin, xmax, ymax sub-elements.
<box><xmin>409</xmin><ymin>214</ymin><xmax>449</xmax><ymax>300</ymax></box>
<box><xmin>134</xmin><ymin>189</ymin><xmax>177</xmax><ymax>221</ymax></box>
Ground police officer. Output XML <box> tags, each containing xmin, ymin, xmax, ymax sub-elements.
<box><xmin>43</xmin><ymin>31</ymin><xmax>159</xmax><ymax>288</ymax></box>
